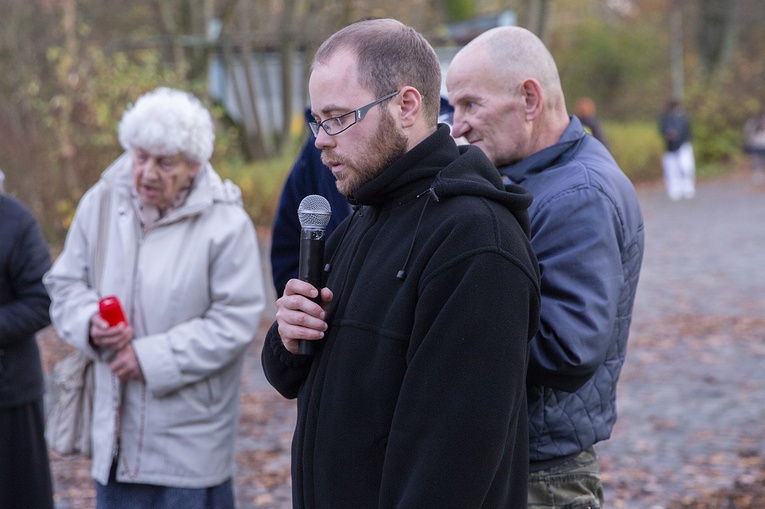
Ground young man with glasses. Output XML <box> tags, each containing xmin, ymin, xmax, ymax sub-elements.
<box><xmin>261</xmin><ymin>18</ymin><xmax>541</xmax><ymax>507</ymax></box>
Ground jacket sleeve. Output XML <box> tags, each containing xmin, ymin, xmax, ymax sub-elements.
<box><xmin>380</xmin><ymin>249</ymin><xmax>538</xmax><ymax>507</ymax></box>
<box><xmin>526</xmin><ymin>185</ymin><xmax>624</xmax><ymax>392</ymax></box>
<box><xmin>42</xmin><ymin>186</ymin><xmax>104</xmax><ymax>356</ymax></box>
<box><xmin>260</xmin><ymin>321</ymin><xmax>313</xmax><ymax>399</ymax></box>
<box><xmin>0</xmin><ymin>200</ymin><xmax>52</xmax><ymax>347</ymax></box>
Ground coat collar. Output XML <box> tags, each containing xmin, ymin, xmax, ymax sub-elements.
<box><xmin>498</xmin><ymin>116</ymin><xmax>586</xmax><ymax>185</ymax></box>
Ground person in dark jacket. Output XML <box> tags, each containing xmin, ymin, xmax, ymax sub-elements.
<box><xmin>270</xmin><ymin>99</ymin><xmax>455</xmax><ymax>298</ymax></box>
<box><xmin>261</xmin><ymin>18</ymin><xmax>541</xmax><ymax>508</ymax></box>
<box><xmin>0</xmin><ymin>191</ymin><xmax>55</xmax><ymax>509</ymax></box>
<box><xmin>447</xmin><ymin>26</ymin><xmax>645</xmax><ymax>508</ymax></box>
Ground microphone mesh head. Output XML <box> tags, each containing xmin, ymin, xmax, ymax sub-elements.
<box><xmin>298</xmin><ymin>195</ymin><xmax>332</xmax><ymax>230</ymax></box>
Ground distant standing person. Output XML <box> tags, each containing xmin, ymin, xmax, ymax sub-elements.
<box><xmin>0</xmin><ymin>190</ymin><xmax>55</xmax><ymax>509</ymax></box>
<box><xmin>743</xmin><ymin>109</ymin><xmax>765</xmax><ymax>185</ymax></box>
<box><xmin>447</xmin><ymin>26</ymin><xmax>644</xmax><ymax>508</ymax></box>
<box><xmin>659</xmin><ymin>99</ymin><xmax>696</xmax><ymax>200</ymax></box>
<box><xmin>575</xmin><ymin>97</ymin><xmax>609</xmax><ymax>149</ymax></box>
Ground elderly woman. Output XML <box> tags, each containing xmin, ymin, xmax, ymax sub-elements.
<box><xmin>44</xmin><ymin>87</ymin><xmax>265</xmax><ymax>508</ymax></box>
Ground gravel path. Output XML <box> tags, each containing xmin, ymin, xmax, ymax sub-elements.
<box><xmin>598</xmin><ymin>171</ymin><xmax>765</xmax><ymax>507</ymax></box>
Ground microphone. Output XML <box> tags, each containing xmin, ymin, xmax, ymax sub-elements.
<box><xmin>297</xmin><ymin>195</ymin><xmax>332</xmax><ymax>355</ymax></box>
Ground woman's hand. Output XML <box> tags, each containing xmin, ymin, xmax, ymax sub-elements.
<box><xmin>110</xmin><ymin>343</ymin><xmax>145</xmax><ymax>382</ymax></box>
<box><xmin>275</xmin><ymin>279</ymin><xmax>333</xmax><ymax>354</ymax></box>
<box><xmin>90</xmin><ymin>313</ymin><xmax>133</xmax><ymax>354</ymax></box>
<box><xmin>90</xmin><ymin>313</ymin><xmax>143</xmax><ymax>380</ymax></box>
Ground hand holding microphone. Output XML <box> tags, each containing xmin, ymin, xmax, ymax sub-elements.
<box><xmin>296</xmin><ymin>195</ymin><xmax>332</xmax><ymax>355</ymax></box>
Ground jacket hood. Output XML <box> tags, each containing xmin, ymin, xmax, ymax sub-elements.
<box><xmin>350</xmin><ymin>124</ymin><xmax>533</xmax><ymax>234</ymax></box>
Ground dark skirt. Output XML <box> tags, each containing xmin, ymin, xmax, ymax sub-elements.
<box><xmin>96</xmin><ymin>462</ymin><xmax>235</xmax><ymax>509</ymax></box>
<box><xmin>0</xmin><ymin>398</ymin><xmax>55</xmax><ymax>509</ymax></box>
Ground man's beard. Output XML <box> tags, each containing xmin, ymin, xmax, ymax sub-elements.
<box><xmin>322</xmin><ymin>111</ymin><xmax>407</xmax><ymax>197</ymax></box>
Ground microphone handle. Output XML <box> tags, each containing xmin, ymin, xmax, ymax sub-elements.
<box><xmin>298</xmin><ymin>229</ymin><xmax>326</xmax><ymax>355</ymax></box>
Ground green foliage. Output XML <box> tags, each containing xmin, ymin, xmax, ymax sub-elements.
<box><xmin>554</xmin><ymin>19</ymin><xmax>665</xmax><ymax>121</ymax></box>
<box><xmin>603</xmin><ymin>120</ymin><xmax>664</xmax><ymax>182</ymax></box>
<box><xmin>442</xmin><ymin>0</ymin><xmax>475</xmax><ymax>22</ymax></box>
<box><xmin>696</xmin><ymin>162</ymin><xmax>733</xmax><ymax>180</ymax></box>
<box><xmin>11</xmin><ymin>1</ymin><xmax>763</xmax><ymax>240</ymax></box>
<box><xmin>216</xmin><ymin>136</ymin><xmax>306</xmax><ymax>227</ymax></box>
<box><xmin>603</xmin><ymin>119</ymin><xmax>737</xmax><ymax>184</ymax></box>
<box><xmin>551</xmin><ymin>13</ymin><xmax>757</xmax><ymax>180</ymax></box>
<box><xmin>691</xmin><ymin>116</ymin><xmax>742</xmax><ymax>164</ymax></box>
<box><xmin>684</xmin><ymin>64</ymin><xmax>761</xmax><ymax>165</ymax></box>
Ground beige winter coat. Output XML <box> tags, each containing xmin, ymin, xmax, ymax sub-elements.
<box><xmin>44</xmin><ymin>154</ymin><xmax>265</xmax><ymax>487</ymax></box>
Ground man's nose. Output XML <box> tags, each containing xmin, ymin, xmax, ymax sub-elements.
<box><xmin>313</xmin><ymin>128</ymin><xmax>335</xmax><ymax>150</ymax></box>
<box><xmin>450</xmin><ymin>113</ymin><xmax>469</xmax><ymax>138</ymax></box>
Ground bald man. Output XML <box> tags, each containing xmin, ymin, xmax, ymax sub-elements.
<box><xmin>447</xmin><ymin>27</ymin><xmax>645</xmax><ymax>509</ymax></box>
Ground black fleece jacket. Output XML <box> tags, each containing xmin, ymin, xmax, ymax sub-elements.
<box><xmin>262</xmin><ymin>125</ymin><xmax>541</xmax><ymax>508</ymax></box>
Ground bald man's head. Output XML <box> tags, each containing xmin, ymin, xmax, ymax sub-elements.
<box><xmin>446</xmin><ymin>26</ymin><xmax>571</xmax><ymax>166</ymax></box>
<box><xmin>455</xmin><ymin>26</ymin><xmax>565</xmax><ymax>112</ymax></box>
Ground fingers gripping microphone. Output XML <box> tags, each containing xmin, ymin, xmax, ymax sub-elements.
<box><xmin>297</xmin><ymin>195</ymin><xmax>332</xmax><ymax>355</ymax></box>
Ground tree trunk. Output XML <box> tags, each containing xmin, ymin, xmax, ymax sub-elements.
<box><xmin>696</xmin><ymin>0</ymin><xmax>739</xmax><ymax>81</ymax></box>
<box><xmin>522</xmin><ymin>0</ymin><xmax>551</xmax><ymax>41</ymax></box>
<box><xmin>57</xmin><ymin>0</ymin><xmax>79</xmax><ymax>197</ymax></box>
<box><xmin>670</xmin><ymin>0</ymin><xmax>684</xmax><ymax>101</ymax></box>
<box><xmin>156</xmin><ymin>0</ymin><xmax>187</xmax><ymax>78</ymax></box>
<box><xmin>278</xmin><ymin>0</ymin><xmax>298</xmax><ymax>154</ymax></box>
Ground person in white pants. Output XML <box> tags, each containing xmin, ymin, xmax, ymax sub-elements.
<box><xmin>660</xmin><ymin>99</ymin><xmax>695</xmax><ymax>200</ymax></box>
<box><xmin>661</xmin><ymin>140</ymin><xmax>695</xmax><ymax>200</ymax></box>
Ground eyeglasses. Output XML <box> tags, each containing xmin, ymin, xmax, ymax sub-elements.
<box><xmin>309</xmin><ymin>90</ymin><xmax>400</xmax><ymax>137</ymax></box>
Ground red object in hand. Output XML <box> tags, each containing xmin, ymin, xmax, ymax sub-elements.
<box><xmin>99</xmin><ymin>296</ymin><xmax>128</xmax><ymax>327</ymax></box>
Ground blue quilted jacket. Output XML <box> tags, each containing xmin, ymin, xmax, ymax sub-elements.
<box><xmin>499</xmin><ymin>116</ymin><xmax>645</xmax><ymax>463</ymax></box>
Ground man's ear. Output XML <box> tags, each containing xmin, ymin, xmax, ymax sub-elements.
<box><xmin>398</xmin><ymin>86</ymin><xmax>422</xmax><ymax>128</ymax></box>
<box><xmin>520</xmin><ymin>79</ymin><xmax>544</xmax><ymax>121</ymax></box>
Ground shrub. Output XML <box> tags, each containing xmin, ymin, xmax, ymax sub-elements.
<box><xmin>216</xmin><ymin>136</ymin><xmax>305</xmax><ymax>227</ymax></box>
<box><xmin>604</xmin><ymin>120</ymin><xmax>736</xmax><ymax>184</ymax></box>
<box><xmin>604</xmin><ymin>120</ymin><xmax>664</xmax><ymax>182</ymax></box>
<box><xmin>554</xmin><ymin>19</ymin><xmax>665</xmax><ymax>121</ymax></box>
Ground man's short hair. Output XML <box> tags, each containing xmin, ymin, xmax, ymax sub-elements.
<box><xmin>312</xmin><ymin>18</ymin><xmax>442</xmax><ymax>125</ymax></box>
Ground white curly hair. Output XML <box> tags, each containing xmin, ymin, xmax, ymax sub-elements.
<box><xmin>118</xmin><ymin>87</ymin><xmax>215</xmax><ymax>163</ymax></box>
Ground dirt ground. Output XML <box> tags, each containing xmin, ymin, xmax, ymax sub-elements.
<box><xmin>40</xmin><ymin>168</ymin><xmax>765</xmax><ymax>508</ymax></box>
